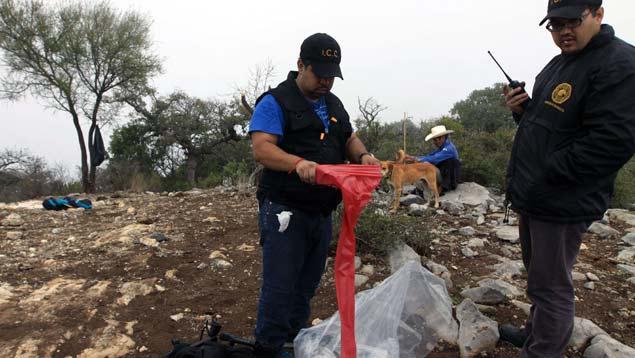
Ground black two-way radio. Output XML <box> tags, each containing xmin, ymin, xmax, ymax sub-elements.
<box><xmin>488</xmin><ymin>51</ymin><xmax>530</xmax><ymax>108</ymax></box>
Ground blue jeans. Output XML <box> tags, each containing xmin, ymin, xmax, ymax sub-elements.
<box><xmin>255</xmin><ymin>198</ymin><xmax>332</xmax><ymax>351</ymax></box>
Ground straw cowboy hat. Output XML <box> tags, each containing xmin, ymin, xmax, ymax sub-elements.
<box><xmin>425</xmin><ymin>125</ymin><xmax>455</xmax><ymax>142</ymax></box>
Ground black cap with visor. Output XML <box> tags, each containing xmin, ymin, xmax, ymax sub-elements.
<box><xmin>300</xmin><ymin>33</ymin><xmax>343</xmax><ymax>80</ymax></box>
<box><xmin>539</xmin><ymin>0</ymin><xmax>602</xmax><ymax>25</ymax></box>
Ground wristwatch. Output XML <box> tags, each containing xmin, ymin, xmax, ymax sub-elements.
<box><xmin>358</xmin><ymin>152</ymin><xmax>374</xmax><ymax>162</ymax></box>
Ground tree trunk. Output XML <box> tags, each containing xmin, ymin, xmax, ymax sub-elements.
<box><xmin>71</xmin><ymin>112</ymin><xmax>89</xmax><ymax>193</ymax></box>
<box><xmin>186</xmin><ymin>154</ymin><xmax>198</xmax><ymax>186</ymax></box>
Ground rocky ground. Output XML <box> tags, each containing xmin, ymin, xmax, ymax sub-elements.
<box><xmin>0</xmin><ymin>183</ymin><xmax>634</xmax><ymax>357</ymax></box>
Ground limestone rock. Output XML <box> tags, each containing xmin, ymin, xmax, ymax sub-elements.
<box><xmin>621</xmin><ymin>233</ymin><xmax>635</xmax><ymax>246</ymax></box>
<box><xmin>587</xmin><ymin>222</ymin><xmax>620</xmax><ymax>239</ymax></box>
<box><xmin>461</xmin><ymin>286</ymin><xmax>507</xmax><ymax>305</ymax></box>
<box><xmin>354</xmin><ymin>274</ymin><xmax>369</xmax><ymax>287</ymax></box>
<box><xmin>458</xmin><ymin>226</ymin><xmax>476</xmax><ymax>236</ymax></box>
<box><xmin>477</xmin><ymin>278</ymin><xmax>522</xmax><ymax>298</ymax></box>
<box><xmin>456</xmin><ymin>299</ymin><xmax>499</xmax><ymax>357</ymax></box>
<box><xmin>2</xmin><ymin>213</ymin><xmax>24</xmax><ymax>226</ymax></box>
<box><xmin>607</xmin><ymin>209</ymin><xmax>635</xmax><ymax>227</ymax></box>
<box><xmin>495</xmin><ymin>226</ymin><xmax>519</xmax><ymax>244</ymax></box>
<box><xmin>400</xmin><ymin>194</ymin><xmax>426</xmax><ymax>206</ymax></box>
<box><xmin>583</xmin><ymin>334</ymin><xmax>635</xmax><ymax>358</ymax></box>
<box><xmin>616</xmin><ymin>247</ymin><xmax>635</xmax><ymax>264</ymax></box>
<box><xmin>570</xmin><ymin>318</ymin><xmax>607</xmax><ymax>349</ymax></box>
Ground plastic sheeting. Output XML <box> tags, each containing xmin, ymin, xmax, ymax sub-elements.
<box><xmin>294</xmin><ymin>261</ymin><xmax>457</xmax><ymax>358</ymax></box>
<box><xmin>315</xmin><ymin>164</ymin><xmax>382</xmax><ymax>358</ymax></box>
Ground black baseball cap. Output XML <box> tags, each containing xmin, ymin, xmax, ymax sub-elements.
<box><xmin>299</xmin><ymin>33</ymin><xmax>343</xmax><ymax>80</ymax></box>
<box><xmin>539</xmin><ymin>0</ymin><xmax>602</xmax><ymax>25</ymax></box>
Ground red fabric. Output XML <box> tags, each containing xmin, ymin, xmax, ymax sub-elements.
<box><xmin>315</xmin><ymin>164</ymin><xmax>382</xmax><ymax>358</ymax></box>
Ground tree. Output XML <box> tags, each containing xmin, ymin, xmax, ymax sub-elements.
<box><xmin>126</xmin><ymin>92</ymin><xmax>245</xmax><ymax>185</ymax></box>
<box><xmin>0</xmin><ymin>0</ymin><xmax>161</xmax><ymax>192</ymax></box>
<box><xmin>450</xmin><ymin>83</ymin><xmax>513</xmax><ymax>133</ymax></box>
<box><xmin>354</xmin><ymin>97</ymin><xmax>387</xmax><ymax>153</ymax></box>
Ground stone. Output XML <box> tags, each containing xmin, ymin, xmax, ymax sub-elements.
<box><xmin>607</xmin><ymin>209</ymin><xmax>635</xmax><ymax>227</ymax></box>
<box><xmin>51</xmin><ymin>228</ymin><xmax>62</xmax><ymax>234</ymax></box>
<box><xmin>458</xmin><ymin>226</ymin><xmax>476</xmax><ymax>236</ymax></box>
<box><xmin>587</xmin><ymin>222</ymin><xmax>620</xmax><ymax>239</ymax></box>
<box><xmin>354</xmin><ymin>274</ymin><xmax>369</xmax><ymax>287</ymax></box>
<box><xmin>583</xmin><ymin>334</ymin><xmax>635</xmax><ymax>358</ymax></box>
<box><xmin>354</xmin><ymin>256</ymin><xmax>362</xmax><ymax>271</ymax></box>
<box><xmin>495</xmin><ymin>226</ymin><xmax>520</xmax><ymax>244</ymax></box>
<box><xmin>476</xmin><ymin>215</ymin><xmax>485</xmax><ymax>225</ymax></box>
<box><xmin>617</xmin><ymin>247</ymin><xmax>635</xmax><ymax>264</ymax></box>
<box><xmin>2</xmin><ymin>213</ymin><xmax>24</xmax><ymax>226</ymax></box>
<box><xmin>408</xmin><ymin>203</ymin><xmax>427</xmax><ymax>216</ymax></box>
<box><xmin>441</xmin><ymin>200</ymin><xmax>464</xmax><ymax>216</ymax></box>
<box><xmin>621</xmin><ymin>233</ymin><xmax>635</xmax><ymax>246</ymax></box>
<box><xmin>584</xmin><ymin>282</ymin><xmax>596</xmax><ymax>290</ymax></box>
<box><xmin>586</xmin><ymin>273</ymin><xmax>600</xmax><ymax>282</ymax></box>
<box><xmin>237</xmin><ymin>243</ymin><xmax>255</xmax><ymax>252</ymax></box>
<box><xmin>440</xmin><ymin>182</ymin><xmax>494</xmax><ymax>207</ymax></box>
<box><xmin>117</xmin><ymin>279</ymin><xmax>157</xmax><ymax>305</ymax></box>
<box><xmin>139</xmin><ymin>237</ymin><xmax>159</xmax><ymax>248</ymax></box>
<box><xmin>210</xmin><ymin>259</ymin><xmax>232</xmax><ymax>270</ymax></box>
<box><xmin>5</xmin><ymin>231</ymin><xmax>23</xmax><ymax>240</ymax></box>
<box><xmin>573</xmin><ymin>271</ymin><xmax>587</xmax><ymax>281</ymax></box>
<box><xmin>400</xmin><ymin>194</ymin><xmax>426</xmax><ymax>206</ymax></box>
<box><xmin>210</xmin><ymin>251</ymin><xmax>227</xmax><ymax>260</ymax></box>
<box><xmin>170</xmin><ymin>313</ymin><xmax>184</xmax><ymax>322</ymax></box>
<box><xmin>467</xmin><ymin>238</ymin><xmax>486</xmax><ymax>248</ymax></box>
<box><xmin>570</xmin><ymin>317</ymin><xmax>607</xmax><ymax>350</ymax></box>
<box><xmin>360</xmin><ymin>265</ymin><xmax>375</xmax><ymax>277</ymax></box>
<box><xmin>488</xmin><ymin>257</ymin><xmax>524</xmax><ymax>279</ymax></box>
<box><xmin>456</xmin><ymin>299</ymin><xmax>499</xmax><ymax>357</ymax></box>
<box><xmin>461</xmin><ymin>286</ymin><xmax>507</xmax><ymax>305</ymax></box>
<box><xmin>461</xmin><ymin>247</ymin><xmax>478</xmax><ymax>258</ymax></box>
<box><xmin>149</xmin><ymin>232</ymin><xmax>169</xmax><ymax>242</ymax></box>
<box><xmin>511</xmin><ymin>300</ymin><xmax>531</xmax><ymax>316</ymax></box>
<box><xmin>616</xmin><ymin>264</ymin><xmax>635</xmax><ymax>276</ymax></box>
<box><xmin>477</xmin><ymin>278</ymin><xmax>522</xmax><ymax>298</ymax></box>
<box><xmin>627</xmin><ymin>277</ymin><xmax>635</xmax><ymax>285</ymax></box>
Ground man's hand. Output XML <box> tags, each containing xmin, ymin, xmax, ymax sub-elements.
<box><xmin>361</xmin><ymin>154</ymin><xmax>381</xmax><ymax>166</ymax></box>
<box><xmin>503</xmin><ymin>83</ymin><xmax>529</xmax><ymax>115</ymax></box>
<box><xmin>295</xmin><ymin>159</ymin><xmax>318</xmax><ymax>184</ymax></box>
<box><xmin>404</xmin><ymin>154</ymin><xmax>416</xmax><ymax>163</ymax></box>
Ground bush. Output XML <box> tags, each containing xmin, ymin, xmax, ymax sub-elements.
<box><xmin>613</xmin><ymin>158</ymin><xmax>635</xmax><ymax>209</ymax></box>
<box><xmin>332</xmin><ymin>203</ymin><xmax>436</xmax><ymax>257</ymax></box>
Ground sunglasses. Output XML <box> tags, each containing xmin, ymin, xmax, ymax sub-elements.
<box><xmin>546</xmin><ymin>11</ymin><xmax>591</xmax><ymax>32</ymax></box>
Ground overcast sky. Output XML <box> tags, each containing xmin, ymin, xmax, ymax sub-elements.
<box><xmin>1</xmin><ymin>0</ymin><xmax>634</xmax><ymax>171</ymax></box>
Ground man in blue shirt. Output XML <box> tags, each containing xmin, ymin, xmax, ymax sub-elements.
<box><xmin>406</xmin><ymin>125</ymin><xmax>461</xmax><ymax>192</ymax></box>
<box><xmin>249</xmin><ymin>33</ymin><xmax>380</xmax><ymax>358</ymax></box>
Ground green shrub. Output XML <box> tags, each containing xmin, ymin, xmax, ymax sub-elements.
<box><xmin>332</xmin><ymin>203</ymin><xmax>436</xmax><ymax>257</ymax></box>
<box><xmin>613</xmin><ymin>158</ymin><xmax>635</xmax><ymax>209</ymax></box>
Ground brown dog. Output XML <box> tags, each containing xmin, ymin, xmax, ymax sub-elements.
<box><xmin>380</xmin><ymin>150</ymin><xmax>441</xmax><ymax>212</ymax></box>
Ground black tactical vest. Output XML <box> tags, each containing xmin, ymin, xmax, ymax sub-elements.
<box><xmin>256</xmin><ymin>71</ymin><xmax>352</xmax><ymax>215</ymax></box>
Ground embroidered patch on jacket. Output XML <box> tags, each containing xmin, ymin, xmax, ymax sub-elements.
<box><xmin>552</xmin><ymin>83</ymin><xmax>572</xmax><ymax>105</ymax></box>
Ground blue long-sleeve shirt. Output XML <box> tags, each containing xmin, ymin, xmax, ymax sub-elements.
<box><xmin>415</xmin><ymin>139</ymin><xmax>459</xmax><ymax>165</ymax></box>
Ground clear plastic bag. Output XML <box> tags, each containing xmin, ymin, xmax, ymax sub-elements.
<box><xmin>294</xmin><ymin>261</ymin><xmax>457</xmax><ymax>358</ymax></box>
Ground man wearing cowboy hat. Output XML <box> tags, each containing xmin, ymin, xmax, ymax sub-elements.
<box><xmin>501</xmin><ymin>0</ymin><xmax>635</xmax><ymax>357</ymax></box>
<box><xmin>405</xmin><ymin>125</ymin><xmax>461</xmax><ymax>192</ymax></box>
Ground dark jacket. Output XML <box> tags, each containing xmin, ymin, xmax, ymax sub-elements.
<box><xmin>257</xmin><ymin>71</ymin><xmax>353</xmax><ymax>215</ymax></box>
<box><xmin>507</xmin><ymin>25</ymin><xmax>635</xmax><ymax>223</ymax></box>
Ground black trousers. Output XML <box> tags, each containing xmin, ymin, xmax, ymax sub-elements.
<box><xmin>436</xmin><ymin>158</ymin><xmax>461</xmax><ymax>192</ymax></box>
<box><xmin>519</xmin><ymin>214</ymin><xmax>589</xmax><ymax>358</ymax></box>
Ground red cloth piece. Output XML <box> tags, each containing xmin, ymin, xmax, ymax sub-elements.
<box><xmin>315</xmin><ymin>164</ymin><xmax>382</xmax><ymax>358</ymax></box>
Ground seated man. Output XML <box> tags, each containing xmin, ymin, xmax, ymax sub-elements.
<box><xmin>405</xmin><ymin>125</ymin><xmax>461</xmax><ymax>192</ymax></box>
